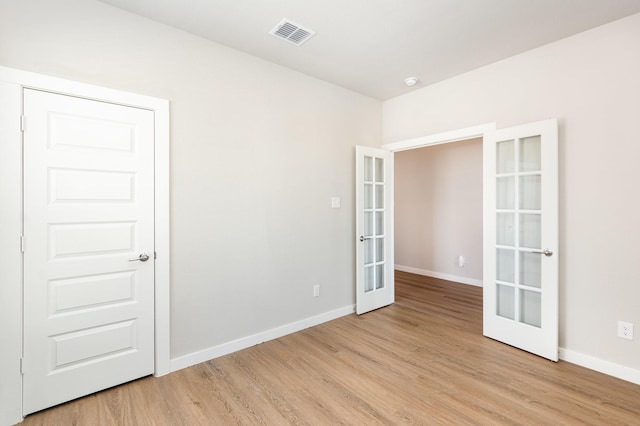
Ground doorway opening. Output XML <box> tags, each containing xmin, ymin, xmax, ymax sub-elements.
<box><xmin>394</xmin><ymin>137</ymin><xmax>483</xmax><ymax>292</ymax></box>
<box><xmin>382</xmin><ymin>124</ymin><xmax>494</xmax><ymax>311</ymax></box>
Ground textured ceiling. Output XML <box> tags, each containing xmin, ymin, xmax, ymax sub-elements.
<box><xmin>99</xmin><ymin>0</ymin><xmax>640</xmax><ymax>100</ymax></box>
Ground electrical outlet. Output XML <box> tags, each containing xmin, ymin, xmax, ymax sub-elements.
<box><xmin>313</xmin><ymin>284</ymin><xmax>320</xmax><ymax>298</ymax></box>
<box><xmin>618</xmin><ymin>321</ymin><xmax>634</xmax><ymax>340</ymax></box>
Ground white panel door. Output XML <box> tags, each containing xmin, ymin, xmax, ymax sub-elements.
<box><xmin>483</xmin><ymin>119</ymin><xmax>559</xmax><ymax>361</ymax></box>
<box><xmin>23</xmin><ymin>89</ymin><xmax>155</xmax><ymax>414</ymax></box>
<box><xmin>355</xmin><ymin>146</ymin><xmax>394</xmax><ymax>314</ymax></box>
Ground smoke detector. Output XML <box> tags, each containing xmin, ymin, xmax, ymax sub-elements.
<box><xmin>269</xmin><ymin>18</ymin><xmax>316</xmax><ymax>46</ymax></box>
<box><xmin>404</xmin><ymin>77</ymin><xmax>419</xmax><ymax>87</ymax></box>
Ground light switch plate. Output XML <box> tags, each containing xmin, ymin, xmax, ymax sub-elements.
<box><xmin>331</xmin><ymin>197</ymin><xmax>341</xmax><ymax>208</ymax></box>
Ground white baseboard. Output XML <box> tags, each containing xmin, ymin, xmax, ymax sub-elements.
<box><xmin>559</xmin><ymin>348</ymin><xmax>640</xmax><ymax>386</ymax></box>
<box><xmin>170</xmin><ymin>305</ymin><xmax>355</xmax><ymax>372</ymax></box>
<box><xmin>395</xmin><ymin>264</ymin><xmax>483</xmax><ymax>287</ymax></box>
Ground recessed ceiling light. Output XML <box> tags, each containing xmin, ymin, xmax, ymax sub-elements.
<box><xmin>404</xmin><ymin>77</ymin><xmax>419</xmax><ymax>87</ymax></box>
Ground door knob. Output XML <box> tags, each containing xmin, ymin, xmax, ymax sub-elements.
<box><xmin>530</xmin><ymin>249</ymin><xmax>553</xmax><ymax>257</ymax></box>
<box><xmin>359</xmin><ymin>236</ymin><xmax>372</xmax><ymax>242</ymax></box>
<box><xmin>129</xmin><ymin>253</ymin><xmax>150</xmax><ymax>262</ymax></box>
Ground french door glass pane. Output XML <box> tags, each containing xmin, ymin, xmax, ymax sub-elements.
<box><xmin>519</xmin><ymin>252</ymin><xmax>541</xmax><ymax>288</ymax></box>
<box><xmin>375</xmin><ymin>211</ymin><xmax>384</xmax><ymax>235</ymax></box>
<box><xmin>520</xmin><ymin>290</ymin><xmax>541</xmax><ymax>327</ymax></box>
<box><xmin>497</xmin><ymin>284</ymin><xmax>515</xmax><ymax>320</ymax></box>
<box><xmin>375</xmin><ymin>185</ymin><xmax>384</xmax><ymax>209</ymax></box>
<box><xmin>361</xmin><ymin>153</ymin><xmax>387</xmax><ymax>297</ymax></box>
<box><xmin>495</xmin><ymin>134</ymin><xmax>544</xmax><ymax>328</ymax></box>
<box><xmin>519</xmin><ymin>136</ymin><xmax>541</xmax><ymax>172</ymax></box>
<box><xmin>375</xmin><ymin>264</ymin><xmax>385</xmax><ymax>289</ymax></box>
<box><xmin>519</xmin><ymin>175</ymin><xmax>541</xmax><ymax>210</ymax></box>
<box><xmin>497</xmin><ymin>213</ymin><xmax>515</xmax><ymax>246</ymax></box>
<box><xmin>364</xmin><ymin>212</ymin><xmax>373</xmax><ymax>236</ymax></box>
<box><xmin>364</xmin><ymin>239</ymin><xmax>373</xmax><ymax>264</ymax></box>
<box><xmin>375</xmin><ymin>158</ymin><xmax>384</xmax><ymax>183</ymax></box>
<box><xmin>375</xmin><ymin>238</ymin><xmax>384</xmax><ymax>262</ymax></box>
<box><xmin>364</xmin><ymin>266</ymin><xmax>374</xmax><ymax>292</ymax></box>
<box><xmin>520</xmin><ymin>214</ymin><xmax>541</xmax><ymax>249</ymax></box>
<box><xmin>497</xmin><ymin>140</ymin><xmax>515</xmax><ymax>173</ymax></box>
<box><xmin>364</xmin><ymin>156</ymin><xmax>373</xmax><ymax>181</ymax></box>
<box><xmin>496</xmin><ymin>248</ymin><xmax>515</xmax><ymax>283</ymax></box>
<box><xmin>364</xmin><ymin>184</ymin><xmax>373</xmax><ymax>209</ymax></box>
<box><xmin>497</xmin><ymin>177</ymin><xmax>515</xmax><ymax>209</ymax></box>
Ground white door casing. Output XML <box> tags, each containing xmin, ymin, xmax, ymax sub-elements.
<box><xmin>483</xmin><ymin>119</ymin><xmax>559</xmax><ymax>361</ymax></box>
<box><xmin>23</xmin><ymin>89</ymin><xmax>155</xmax><ymax>414</ymax></box>
<box><xmin>355</xmin><ymin>146</ymin><xmax>394</xmax><ymax>314</ymax></box>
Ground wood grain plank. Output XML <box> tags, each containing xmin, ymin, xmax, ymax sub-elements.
<box><xmin>21</xmin><ymin>271</ymin><xmax>640</xmax><ymax>425</ymax></box>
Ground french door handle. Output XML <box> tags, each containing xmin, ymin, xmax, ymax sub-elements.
<box><xmin>530</xmin><ymin>249</ymin><xmax>553</xmax><ymax>257</ymax></box>
<box><xmin>359</xmin><ymin>236</ymin><xmax>372</xmax><ymax>242</ymax></box>
<box><xmin>129</xmin><ymin>253</ymin><xmax>150</xmax><ymax>262</ymax></box>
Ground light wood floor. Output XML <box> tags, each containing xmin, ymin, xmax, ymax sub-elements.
<box><xmin>22</xmin><ymin>271</ymin><xmax>640</xmax><ymax>425</ymax></box>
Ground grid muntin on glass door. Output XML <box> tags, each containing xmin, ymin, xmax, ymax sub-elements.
<box><xmin>363</xmin><ymin>156</ymin><xmax>385</xmax><ymax>293</ymax></box>
<box><xmin>496</xmin><ymin>136</ymin><xmax>542</xmax><ymax>327</ymax></box>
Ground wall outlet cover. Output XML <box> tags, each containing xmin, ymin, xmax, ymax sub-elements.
<box><xmin>618</xmin><ymin>321</ymin><xmax>633</xmax><ymax>340</ymax></box>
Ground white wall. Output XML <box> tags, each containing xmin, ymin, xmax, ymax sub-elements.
<box><xmin>0</xmin><ymin>0</ymin><xmax>380</xmax><ymax>375</ymax></box>
<box><xmin>384</xmin><ymin>14</ymin><xmax>640</xmax><ymax>373</ymax></box>
<box><xmin>395</xmin><ymin>139</ymin><xmax>483</xmax><ymax>284</ymax></box>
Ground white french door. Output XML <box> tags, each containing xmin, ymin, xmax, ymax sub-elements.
<box><xmin>483</xmin><ymin>119</ymin><xmax>559</xmax><ymax>361</ymax></box>
<box><xmin>355</xmin><ymin>146</ymin><xmax>394</xmax><ymax>314</ymax></box>
<box><xmin>23</xmin><ymin>89</ymin><xmax>155</xmax><ymax>414</ymax></box>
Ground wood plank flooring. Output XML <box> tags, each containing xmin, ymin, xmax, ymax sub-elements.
<box><xmin>21</xmin><ymin>271</ymin><xmax>640</xmax><ymax>425</ymax></box>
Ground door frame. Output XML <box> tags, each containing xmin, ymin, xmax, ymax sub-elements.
<box><xmin>382</xmin><ymin>122</ymin><xmax>495</xmax><ymax>273</ymax></box>
<box><xmin>0</xmin><ymin>65</ymin><xmax>170</xmax><ymax>425</ymax></box>
<box><xmin>382</xmin><ymin>123</ymin><xmax>496</xmax><ymax>280</ymax></box>
<box><xmin>382</xmin><ymin>123</ymin><xmax>495</xmax><ymax>153</ymax></box>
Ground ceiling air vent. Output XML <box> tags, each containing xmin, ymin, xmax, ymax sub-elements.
<box><xmin>269</xmin><ymin>18</ymin><xmax>316</xmax><ymax>46</ymax></box>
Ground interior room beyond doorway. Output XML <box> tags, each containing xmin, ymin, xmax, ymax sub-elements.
<box><xmin>394</xmin><ymin>138</ymin><xmax>483</xmax><ymax>292</ymax></box>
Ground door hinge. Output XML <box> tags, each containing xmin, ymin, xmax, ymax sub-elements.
<box><xmin>154</xmin><ymin>251</ymin><xmax>157</xmax><ymax>260</ymax></box>
<box><xmin>20</xmin><ymin>358</ymin><xmax>24</xmax><ymax>375</ymax></box>
<box><xmin>20</xmin><ymin>235</ymin><xmax>25</xmax><ymax>253</ymax></box>
<box><xmin>20</xmin><ymin>115</ymin><xmax>25</xmax><ymax>132</ymax></box>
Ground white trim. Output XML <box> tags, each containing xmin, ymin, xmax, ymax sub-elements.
<box><xmin>0</xmin><ymin>66</ymin><xmax>164</xmax><ymax>111</ymax></box>
<box><xmin>170</xmin><ymin>305</ymin><xmax>355</xmax><ymax>372</ymax></box>
<box><xmin>383</xmin><ymin>123</ymin><xmax>496</xmax><ymax>152</ymax></box>
<box><xmin>559</xmin><ymin>348</ymin><xmax>640</xmax><ymax>386</ymax></box>
<box><xmin>395</xmin><ymin>265</ymin><xmax>483</xmax><ymax>287</ymax></box>
<box><xmin>0</xmin><ymin>65</ymin><xmax>171</xmax><ymax>423</ymax></box>
<box><xmin>0</xmin><ymin>79</ymin><xmax>25</xmax><ymax>426</ymax></box>
<box><xmin>153</xmin><ymin>99</ymin><xmax>171</xmax><ymax>377</ymax></box>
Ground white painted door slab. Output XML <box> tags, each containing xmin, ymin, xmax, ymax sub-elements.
<box><xmin>356</xmin><ymin>146</ymin><xmax>394</xmax><ymax>314</ymax></box>
<box><xmin>483</xmin><ymin>119</ymin><xmax>559</xmax><ymax>361</ymax></box>
<box><xmin>23</xmin><ymin>89</ymin><xmax>155</xmax><ymax>414</ymax></box>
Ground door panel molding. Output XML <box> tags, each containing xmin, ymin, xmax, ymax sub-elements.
<box><xmin>23</xmin><ymin>89</ymin><xmax>156</xmax><ymax>414</ymax></box>
<box><xmin>0</xmin><ymin>65</ymin><xmax>170</xmax><ymax>424</ymax></box>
